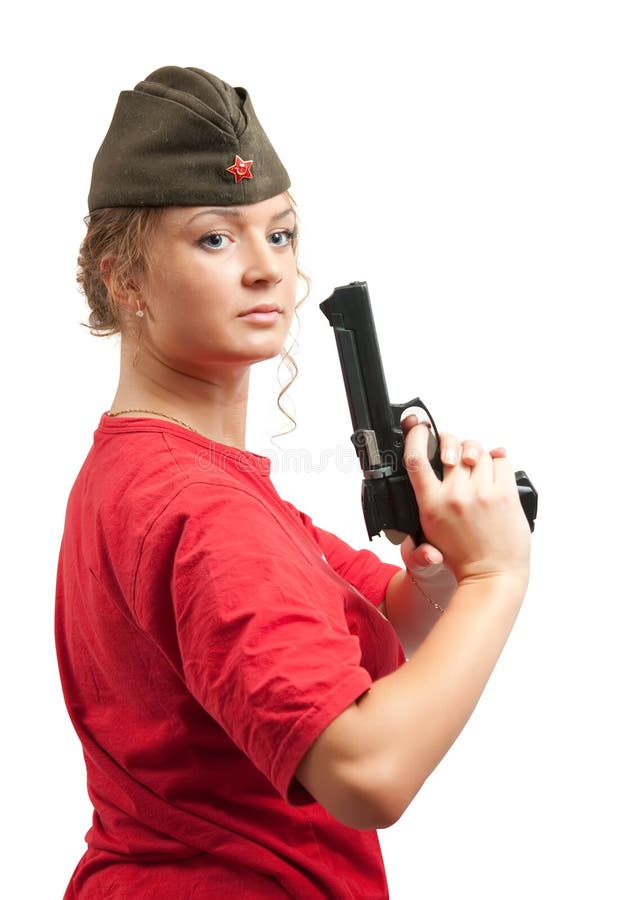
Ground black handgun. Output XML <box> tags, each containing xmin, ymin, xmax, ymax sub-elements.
<box><xmin>319</xmin><ymin>281</ymin><xmax>538</xmax><ymax>545</ymax></box>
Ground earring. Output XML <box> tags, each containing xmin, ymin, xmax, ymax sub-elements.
<box><xmin>136</xmin><ymin>307</ymin><xmax>144</xmax><ymax>318</ymax></box>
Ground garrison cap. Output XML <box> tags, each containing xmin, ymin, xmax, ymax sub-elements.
<box><xmin>87</xmin><ymin>66</ymin><xmax>290</xmax><ymax>211</ymax></box>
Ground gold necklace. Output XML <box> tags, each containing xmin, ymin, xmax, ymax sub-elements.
<box><xmin>106</xmin><ymin>408</ymin><xmax>201</xmax><ymax>435</ymax></box>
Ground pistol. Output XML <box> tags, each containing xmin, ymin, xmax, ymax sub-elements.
<box><xmin>319</xmin><ymin>281</ymin><xmax>538</xmax><ymax>545</ymax></box>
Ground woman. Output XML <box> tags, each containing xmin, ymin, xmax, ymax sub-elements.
<box><xmin>56</xmin><ymin>66</ymin><xmax>530</xmax><ymax>898</ymax></box>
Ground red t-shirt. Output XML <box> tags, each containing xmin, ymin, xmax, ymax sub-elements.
<box><xmin>55</xmin><ymin>414</ymin><xmax>404</xmax><ymax>899</ymax></box>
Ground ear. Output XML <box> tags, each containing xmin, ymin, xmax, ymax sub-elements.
<box><xmin>101</xmin><ymin>255</ymin><xmax>141</xmax><ymax>309</ymax></box>
<box><xmin>100</xmin><ymin>254</ymin><xmax>114</xmax><ymax>290</ymax></box>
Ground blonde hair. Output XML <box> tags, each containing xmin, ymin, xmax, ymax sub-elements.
<box><xmin>77</xmin><ymin>207</ymin><xmax>162</xmax><ymax>336</ymax></box>
<box><xmin>77</xmin><ymin>196</ymin><xmax>309</xmax><ymax>435</ymax></box>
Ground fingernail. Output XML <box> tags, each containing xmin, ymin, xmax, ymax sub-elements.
<box><xmin>464</xmin><ymin>446</ymin><xmax>479</xmax><ymax>462</ymax></box>
<box><xmin>443</xmin><ymin>448</ymin><xmax>458</xmax><ymax>465</ymax></box>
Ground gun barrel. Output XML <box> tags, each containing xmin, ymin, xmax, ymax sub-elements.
<box><xmin>319</xmin><ymin>282</ymin><xmax>395</xmax><ymax>442</ymax></box>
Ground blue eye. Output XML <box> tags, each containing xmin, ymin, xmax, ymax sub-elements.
<box><xmin>268</xmin><ymin>229</ymin><xmax>296</xmax><ymax>247</ymax></box>
<box><xmin>201</xmin><ymin>233</ymin><xmax>229</xmax><ymax>250</ymax></box>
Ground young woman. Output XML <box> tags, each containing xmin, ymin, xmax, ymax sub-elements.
<box><xmin>55</xmin><ymin>66</ymin><xmax>531</xmax><ymax>899</ymax></box>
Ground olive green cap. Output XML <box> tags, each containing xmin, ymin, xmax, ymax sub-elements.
<box><xmin>87</xmin><ymin>66</ymin><xmax>290</xmax><ymax>212</ymax></box>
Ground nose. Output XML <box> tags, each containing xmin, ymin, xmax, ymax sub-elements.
<box><xmin>241</xmin><ymin>233</ymin><xmax>283</xmax><ymax>287</ymax></box>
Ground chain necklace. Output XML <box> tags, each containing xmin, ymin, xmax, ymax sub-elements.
<box><xmin>105</xmin><ymin>408</ymin><xmax>201</xmax><ymax>435</ymax></box>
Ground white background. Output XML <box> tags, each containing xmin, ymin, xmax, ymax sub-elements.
<box><xmin>2</xmin><ymin>1</ymin><xmax>625</xmax><ymax>897</ymax></box>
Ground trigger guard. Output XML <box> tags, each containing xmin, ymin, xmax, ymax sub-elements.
<box><xmin>391</xmin><ymin>397</ymin><xmax>440</xmax><ymax>443</ymax></box>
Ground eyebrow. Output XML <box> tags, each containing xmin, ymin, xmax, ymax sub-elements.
<box><xmin>187</xmin><ymin>206</ymin><xmax>296</xmax><ymax>225</ymax></box>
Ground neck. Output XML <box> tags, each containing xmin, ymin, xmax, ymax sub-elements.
<box><xmin>110</xmin><ymin>336</ymin><xmax>251</xmax><ymax>450</ymax></box>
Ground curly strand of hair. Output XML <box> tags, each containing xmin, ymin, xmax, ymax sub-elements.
<box><xmin>272</xmin><ymin>265</ymin><xmax>311</xmax><ymax>441</ymax></box>
<box><xmin>275</xmin><ymin>351</ymin><xmax>299</xmax><ymax>438</ymax></box>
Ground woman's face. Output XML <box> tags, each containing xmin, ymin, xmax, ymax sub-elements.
<box><xmin>135</xmin><ymin>193</ymin><xmax>299</xmax><ymax>380</ymax></box>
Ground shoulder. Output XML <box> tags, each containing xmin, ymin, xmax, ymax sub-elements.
<box><xmin>93</xmin><ymin>420</ymin><xmax>277</xmax><ymax>521</ymax></box>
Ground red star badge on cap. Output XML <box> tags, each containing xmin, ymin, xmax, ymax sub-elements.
<box><xmin>226</xmin><ymin>155</ymin><xmax>254</xmax><ymax>183</ymax></box>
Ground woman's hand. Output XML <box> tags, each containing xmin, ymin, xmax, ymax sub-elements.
<box><xmin>402</xmin><ymin>415</ymin><xmax>530</xmax><ymax>587</ymax></box>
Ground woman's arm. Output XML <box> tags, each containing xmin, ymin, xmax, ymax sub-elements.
<box><xmin>296</xmin><ymin>571</ymin><xmax>525</xmax><ymax>829</ymax></box>
<box><xmin>295</xmin><ymin>420</ymin><xmax>531</xmax><ymax>829</ymax></box>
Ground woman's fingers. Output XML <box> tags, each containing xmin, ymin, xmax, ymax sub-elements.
<box><xmin>460</xmin><ymin>440</ymin><xmax>483</xmax><ymax>467</ymax></box>
<box><xmin>403</xmin><ymin>421</ymin><xmax>441</xmax><ymax>496</ymax></box>
<box><xmin>438</xmin><ymin>434</ymin><xmax>486</xmax><ymax>477</ymax></box>
<box><xmin>400</xmin><ymin>534</ymin><xmax>444</xmax><ymax>570</ymax></box>
<box><xmin>404</xmin><ymin>425</ymin><xmax>487</xmax><ymax>488</ymax></box>
<box><xmin>438</xmin><ymin>432</ymin><xmax>462</xmax><ymax>468</ymax></box>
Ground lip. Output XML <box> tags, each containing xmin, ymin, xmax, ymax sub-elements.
<box><xmin>237</xmin><ymin>303</ymin><xmax>282</xmax><ymax>326</ymax></box>
<box><xmin>238</xmin><ymin>303</ymin><xmax>281</xmax><ymax>316</ymax></box>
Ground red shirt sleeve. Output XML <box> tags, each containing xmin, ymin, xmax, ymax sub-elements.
<box><xmin>133</xmin><ymin>482</ymin><xmax>390</xmax><ymax>804</ymax></box>
<box><xmin>282</xmin><ymin>501</ymin><xmax>401</xmax><ymax>608</ymax></box>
